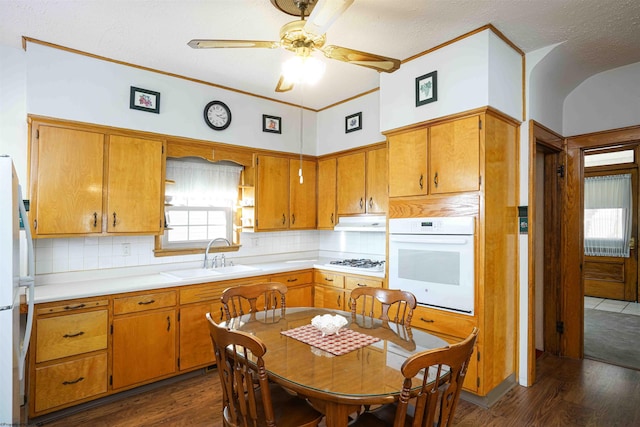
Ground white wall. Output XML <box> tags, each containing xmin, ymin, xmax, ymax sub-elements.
<box><xmin>488</xmin><ymin>31</ymin><xmax>523</xmax><ymax>121</ymax></box>
<box><xmin>0</xmin><ymin>44</ymin><xmax>27</xmax><ymax>183</ymax></box>
<box><xmin>563</xmin><ymin>61</ymin><xmax>640</xmax><ymax>136</ymax></box>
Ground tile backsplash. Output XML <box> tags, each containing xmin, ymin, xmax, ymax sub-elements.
<box><xmin>34</xmin><ymin>230</ymin><xmax>385</xmax><ymax>274</ymax></box>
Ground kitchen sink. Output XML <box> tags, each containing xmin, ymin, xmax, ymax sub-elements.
<box><xmin>160</xmin><ymin>264</ymin><xmax>260</xmax><ymax>280</ymax></box>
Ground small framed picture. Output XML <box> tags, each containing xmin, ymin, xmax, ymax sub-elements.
<box><xmin>345</xmin><ymin>112</ymin><xmax>362</xmax><ymax>133</ymax></box>
<box><xmin>415</xmin><ymin>71</ymin><xmax>437</xmax><ymax>107</ymax></box>
<box><xmin>262</xmin><ymin>115</ymin><xmax>281</xmax><ymax>134</ymax></box>
<box><xmin>130</xmin><ymin>86</ymin><xmax>160</xmax><ymax>114</ymax></box>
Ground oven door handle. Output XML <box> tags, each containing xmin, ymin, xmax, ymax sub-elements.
<box><xmin>389</xmin><ymin>234</ymin><xmax>472</xmax><ymax>245</ymax></box>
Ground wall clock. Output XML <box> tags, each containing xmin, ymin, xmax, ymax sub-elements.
<box><xmin>203</xmin><ymin>100</ymin><xmax>231</xmax><ymax>130</ymax></box>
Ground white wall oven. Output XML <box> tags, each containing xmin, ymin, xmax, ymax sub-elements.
<box><xmin>388</xmin><ymin>217</ymin><xmax>475</xmax><ymax>315</ymax></box>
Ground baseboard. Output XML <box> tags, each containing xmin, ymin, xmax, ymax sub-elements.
<box><xmin>460</xmin><ymin>374</ymin><xmax>516</xmax><ymax>408</ymax></box>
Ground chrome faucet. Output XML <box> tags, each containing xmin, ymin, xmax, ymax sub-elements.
<box><xmin>204</xmin><ymin>238</ymin><xmax>231</xmax><ymax>268</ymax></box>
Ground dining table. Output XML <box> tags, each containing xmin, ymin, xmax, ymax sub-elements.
<box><xmin>221</xmin><ymin>306</ymin><xmax>449</xmax><ymax>427</ymax></box>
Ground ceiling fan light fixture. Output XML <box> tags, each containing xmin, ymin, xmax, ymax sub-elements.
<box><xmin>282</xmin><ymin>55</ymin><xmax>326</xmax><ymax>85</ymax></box>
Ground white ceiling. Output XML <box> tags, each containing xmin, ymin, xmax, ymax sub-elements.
<box><xmin>2</xmin><ymin>0</ymin><xmax>640</xmax><ymax>111</ymax></box>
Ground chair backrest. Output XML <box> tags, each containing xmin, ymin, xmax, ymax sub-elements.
<box><xmin>221</xmin><ymin>281</ymin><xmax>288</xmax><ymax>320</ymax></box>
<box><xmin>350</xmin><ymin>287</ymin><xmax>417</xmax><ymax>326</ymax></box>
<box><xmin>396</xmin><ymin>327</ymin><xmax>479</xmax><ymax>427</ymax></box>
<box><xmin>205</xmin><ymin>312</ymin><xmax>275</xmax><ymax>426</ymax></box>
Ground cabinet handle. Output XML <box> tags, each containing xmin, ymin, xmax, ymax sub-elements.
<box><xmin>63</xmin><ymin>331</ymin><xmax>85</xmax><ymax>338</ymax></box>
<box><xmin>282</xmin><ymin>213</ymin><xmax>286</xmax><ymax>225</ymax></box>
<box><xmin>93</xmin><ymin>212</ymin><xmax>98</xmax><ymax>228</ymax></box>
<box><xmin>138</xmin><ymin>299</ymin><xmax>156</xmax><ymax>305</ymax></box>
<box><xmin>325</xmin><ymin>277</ymin><xmax>334</xmax><ymax>282</ymax></box>
<box><xmin>331</xmin><ymin>213</ymin><xmax>334</xmax><ymax>224</ymax></box>
<box><xmin>62</xmin><ymin>377</ymin><xmax>85</xmax><ymax>386</ymax></box>
<box><xmin>434</xmin><ymin>172</ymin><xmax>438</xmax><ymax>188</ymax></box>
<box><xmin>64</xmin><ymin>303</ymin><xmax>86</xmax><ymax>311</ymax></box>
<box><xmin>357</xmin><ymin>282</ymin><xmax>366</xmax><ymax>287</ymax></box>
<box><xmin>291</xmin><ymin>213</ymin><xmax>295</xmax><ymax>225</ymax></box>
<box><xmin>420</xmin><ymin>317</ymin><xmax>435</xmax><ymax>323</ymax></box>
<box><xmin>112</xmin><ymin>212</ymin><xmax>117</xmax><ymax>227</ymax></box>
<box><xmin>337</xmin><ymin>295</ymin><xmax>341</xmax><ymax>307</ymax></box>
<box><xmin>419</xmin><ymin>174</ymin><xmax>424</xmax><ymax>190</ymax></box>
<box><xmin>167</xmin><ymin>316</ymin><xmax>171</xmax><ymax>331</ymax></box>
<box><xmin>359</xmin><ymin>198</ymin><xmax>364</xmax><ymax>210</ymax></box>
<box><xmin>287</xmin><ymin>278</ymin><xmax>298</xmax><ymax>282</ymax></box>
<box><xmin>369</xmin><ymin>197</ymin><xmax>373</xmax><ymax>209</ymax></box>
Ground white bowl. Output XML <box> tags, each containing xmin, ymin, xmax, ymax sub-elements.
<box><xmin>311</xmin><ymin>314</ymin><xmax>348</xmax><ymax>337</ymax></box>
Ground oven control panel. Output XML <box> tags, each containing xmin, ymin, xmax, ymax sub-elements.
<box><xmin>389</xmin><ymin>217</ymin><xmax>474</xmax><ymax>235</ymax></box>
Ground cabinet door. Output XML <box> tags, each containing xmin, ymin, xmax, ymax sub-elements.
<box><xmin>366</xmin><ymin>148</ymin><xmax>388</xmax><ymax>213</ymax></box>
<box><xmin>32</xmin><ymin>126</ymin><xmax>104</xmax><ymax>235</ymax></box>
<box><xmin>317</xmin><ymin>158</ymin><xmax>337</xmax><ymax>229</ymax></box>
<box><xmin>179</xmin><ymin>302</ymin><xmax>223</xmax><ymax>371</ymax></box>
<box><xmin>337</xmin><ymin>152</ymin><xmax>366</xmax><ymax>214</ymax></box>
<box><xmin>112</xmin><ymin>309</ymin><xmax>176</xmax><ymax>389</ymax></box>
<box><xmin>106</xmin><ymin>135</ymin><xmax>164</xmax><ymax>233</ymax></box>
<box><xmin>287</xmin><ymin>284</ymin><xmax>314</xmax><ymax>307</ymax></box>
<box><xmin>314</xmin><ymin>286</ymin><xmax>345</xmax><ymax>310</ymax></box>
<box><xmin>256</xmin><ymin>155</ymin><xmax>290</xmax><ymax>230</ymax></box>
<box><xmin>289</xmin><ymin>159</ymin><xmax>317</xmax><ymax>229</ymax></box>
<box><xmin>388</xmin><ymin>128</ymin><xmax>428</xmax><ymax>197</ymax></box>
<box><xmin>429</xmin><ymin>116</ymin><xmax>480</xmax><ymax>194</ymax></box>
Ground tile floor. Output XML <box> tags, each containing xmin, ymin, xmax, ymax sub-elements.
<box><xmin>584</xmin><ymin>296</ymin><xmax>640</xmax><ymax>316</ymax></box>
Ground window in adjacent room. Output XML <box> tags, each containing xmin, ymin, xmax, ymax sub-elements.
<box><xmin>162</xmin><ymin>157</ymin><xmax>242</xmax><ymax>250</ymax></box>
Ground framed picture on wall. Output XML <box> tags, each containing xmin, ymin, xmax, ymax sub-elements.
<box><xmin>130</xmin><ymin>86</ymin><xmax>160</xmax><ymax>113</ymax></box>
<box><xmin>345</xmin><ymin>112</ymin><xmax>362</xmax><ymax>133</ymax></box>
<box><xmin>415</xmin><ymin>71</ymin><xmax>437</xmax><ymax>106</ymax></box>
<box><xmin>263</xmin><ymin>115</ymin><xmax>281</xmax><ymax>134</ymax></box>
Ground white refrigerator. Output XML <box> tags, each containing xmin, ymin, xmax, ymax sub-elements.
<box><xmin>0</xmin><ymin>155</ymin><xmax>35</xmax><ymax>425</ymax></box>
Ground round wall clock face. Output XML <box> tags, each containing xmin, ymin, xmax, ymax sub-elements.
<box><xmin>204</xmin><ymin>100</ymin><xmax>232</xmax><ymax>130</ymax></box>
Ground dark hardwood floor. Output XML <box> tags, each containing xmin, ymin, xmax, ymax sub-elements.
<box><xmin>33</xmin><ymin>354</ymin><xmax>640</xmax><ymax>426</ymax></box>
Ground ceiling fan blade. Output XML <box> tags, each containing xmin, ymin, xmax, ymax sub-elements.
<box><xmin>275</xmin><ymin>75</ymin><xmax>295</xmax><ymax>92</ymax></box>
<box><xmin>188</xmin><ymin>39</ymin><xmax>280</xmax><ymax>49</ymax></box>
<box><xmin>303</xmin><ymin>0</ymin><xmax>354</xmax><ymax>36</ymax></box>
<box><xmin>322</xmin><ymin>45</ymin><xmax>401</xmax><ymax>73</ymax></box>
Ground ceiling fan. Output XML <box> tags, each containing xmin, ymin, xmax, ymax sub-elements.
<box><xmin>188</xmin><ymin>0</ymin><xmax>401</xmax><ymax>92</ymax></box>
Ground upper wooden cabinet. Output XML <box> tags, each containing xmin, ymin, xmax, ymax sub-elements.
<box><xmin>29</xmin><ymin>121</ymin><xmax>165</xmax><ymax>237</ymax></box>
<box><xmin>337</xmin><ymin>147</ymin><xmax>387</xmax><ymax>215</ymax></box>
<box><xmin>388</xmin><ymin>128</ymin><xmax>428</xmax><ymax>197</ymax></box>
<box><xmin>255</xmin><ymin>154</ymin><xmax>316</xmax><ymax>231</ymax></box>
<box><xmin>317</xmin><ymin>158</ymin><xmax>337</xmax><ymax>229</ymax></box>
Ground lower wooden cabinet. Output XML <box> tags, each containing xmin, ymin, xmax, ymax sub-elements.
<box><xmin>178</xmin><ymin>302</ymin><xmax>222</xmax><ymax>371</ymax></box>
<box><xmin>270</xmin><ymin>270</ymin><xmax>314</xmax><ymax>307</ymax></box>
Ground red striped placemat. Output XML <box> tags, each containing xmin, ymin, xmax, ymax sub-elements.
<box><xmin>281</xmin><ymin>324</ymin><xmax>380</xmax><ymax>356</ymax></box>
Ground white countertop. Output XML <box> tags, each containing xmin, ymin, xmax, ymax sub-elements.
<box><xmin>30</xmin><ymin>256</ymin><xmax>385</xmax><ymax>304</ymax></box>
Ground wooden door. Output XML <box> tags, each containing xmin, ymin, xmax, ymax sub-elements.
<box><xmin>314</xmin><ymin>286</ymin><xmax>345</xmax><ymax>310</ymax></box>
<box><xmin>337</xmin><ymin>152</ymin><xmax>366</xmax><ymax>214</ymax></box>
<box><xmin>179</xmin><ymin>302</ymin><xmax>222</xmax><ymax>371</ymax></box>
<box><xmin>287</xmin><ymin>284</ymin><xmax>314</xmax><ymax>307</ymax></box>
<box><xmin>256</xmin><ymin>155</ymin><xmax>289</xmax><ymax>230</ymax></box>
<box><xmin>32</xmin><ymin>126</ymin><xmax>104</xmax><ymax>235</ymax></box>
<box><xmin>112</xmin><ymin>309</ymin><xmax>176</xmax><ymax>389</ymax></box>
<box><xmin>317</xmin><ymin>158</ymin><xmax>337</xmax><ymax>229</ymax></box>
<box><xmin>429</xmin><ymin>116</ymin><xmax>480</xmax><ymax>194</ymax></box>
<box><xmin>289</xmin><ymin>159</ymin><xmax>317</xmax><ymax>229</ymax></box>
<box><xmin>388</xmin><ymin>128</ymin><xmax>428</xmax><ymax>197</ymax></box>
<box><xmin>106</xmin><ymin>135</ymin><xmax>164</xmax><ymax>234</ymax></box>
<box><xmin>366</xmin><ymin>148</ymin><xmax>388</xmax><ymax>213</ymax></box>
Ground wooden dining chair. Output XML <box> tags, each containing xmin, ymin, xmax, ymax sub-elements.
<box><xmin>206</xmin><ymin>312</ymin><xmax>323</xmax><ymax>427</ymax></box>
<box><xmin>350</xmin><ymin>327</ymin><xmax>479</xmax><ymax>427</ymax></box>
<box><xmin>350</xmin><ymin>287</ymin><xmax>417</xmax><ymax>326</ymax></box>
<box><xmin>221</xmin><ymin>281</ymin><xmax>288</xmax><ymax>320</ymax></box>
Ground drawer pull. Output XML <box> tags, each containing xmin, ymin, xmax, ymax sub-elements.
<box><xmin>138</xmin><ymin>299</ymin><xmax>156</xmax><ymax>305</ymax></box>
<box><xmin>287</xmin><ymin>278</ymin><xmax>298</xmax><ymax>282</ymax></box>
<box><xmin>420</xmin><ymin>317</ymin><xmax>435</xmax><ymax>323</ymax></box>
<box><xmin>325</xmin><ymin>278</ymin><xmax>334</xmax><ymax>282</ymax></box>
<box><xmin>167</xmin><ymin>316</ymin><xmax>171</xmax><ymax>331</ymax></box>
<box><xmin>62</xmin><ymin>377</ymin><xmax>85</xmax><ymax>385</ymax></box>
<box><xmin>64</xmin><ymin>303</ymin><xmax>86</xmax><ymax>310</ymax></box>
<box><xmin>63</xmin><ymin>331</ymin><xmax>85</xmax><ymax>338</ymax></box>
<box><xmin>357</xmin><ymin>283</ymin><xmax>366</xmax><ymax>287</ymax></box>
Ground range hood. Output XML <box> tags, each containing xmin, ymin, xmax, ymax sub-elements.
<box><xmin>333</xmin><ymin>215</ymin><xmax>386</xmax><ymax>232</ymax></box>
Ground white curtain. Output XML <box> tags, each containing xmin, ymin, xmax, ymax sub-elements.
<box><xmin>584</xmin><ymin>173</ymin><xmax>632</xmax><ymax>257</ymax></box>
<box><xmin>166</xmin><ymin>158</ymin><xmax>242</xmax><ymax>207</ymax></box>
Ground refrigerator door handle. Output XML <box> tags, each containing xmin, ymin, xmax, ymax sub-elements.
<box><xmin>17</xmin><ymin>185</ymin><xmax>34</xmax><ymax>381</ymax></box>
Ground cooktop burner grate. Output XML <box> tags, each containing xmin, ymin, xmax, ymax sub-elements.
<box><xmin>328</xmin><ymin>258</ymin><xmax>385</xmax><ymax>270</ymax></box>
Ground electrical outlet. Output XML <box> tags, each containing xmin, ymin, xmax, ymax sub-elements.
<box><xmin>121</xmin><ymin>243</ymin><xmax>131</xmax><ymax>256</ymax></box>
<box><xmin>252</xmin><ymin>237</ymin><xmax>259</xmax><ymax>247</ymax></box>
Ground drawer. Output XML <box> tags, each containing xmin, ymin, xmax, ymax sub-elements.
<box><xmin>113</xmin><ymin>290</ymin><xmax>176</xmax><ymax>315</ymax></box>
<box><xmin>36</xmin><ymin>299</ymin><xmax>108</xmax><ymax>316</ymax></box>
<box><xmin>412</xmin><ymin>305</ymin><xmax>477</xmax><ymax>339</ymax></box>
<box><xmin>180</xmin><ymin>283</ymin><xmax>228</xmax><ymax>305</ymax></box>
<box><xmin>345</xmin><ymin>276</ymin><xmax>383</xmax><ymax>290</ymax></box>
<box><xmin>271</xmin><ymin>270</ymin><xmax>313</xmax><ymax>286</ymax></box>
<box><xmin>36</xmin><ymin>310</ymin><xmax>108</xmax><ymax>363</ymax></box>
<box><xmin>34</xmin><ymin>352</ymin><xmax>108</xmax><ymax>413</ymax></box>
<box><xmin>314</xmin><ymin>271</ymin><xmax>345</xmax><ymax>288</ymax></box>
